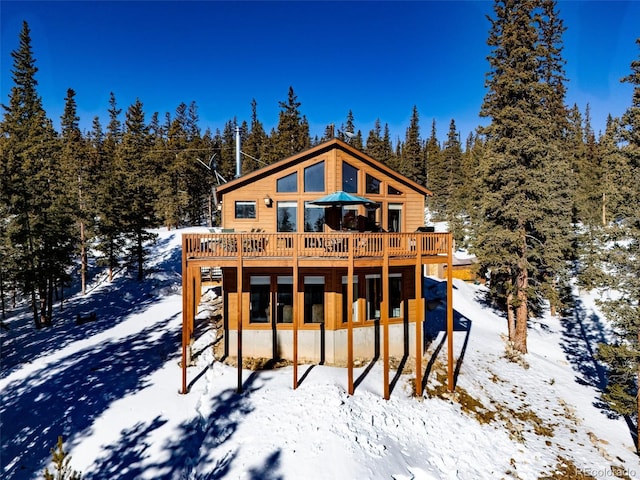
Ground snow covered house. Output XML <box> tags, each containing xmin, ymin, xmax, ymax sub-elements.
<box><xmin>181</xmin><ymin>138</ymin><xmax>454</xmax><ymax>397</ymax></box>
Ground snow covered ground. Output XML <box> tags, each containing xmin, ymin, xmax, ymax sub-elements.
<box><xmin>1</xmin><ymin>227</ymin><xmax>638</xmax><ymax>479</ymax></box>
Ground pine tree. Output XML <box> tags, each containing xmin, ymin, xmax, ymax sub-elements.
<box><xmin>93</xmin><ymin>93</ymin><xmax>126</xmax><ymax>282</ymax></box>
<box><xmin>338</xmin><ymin>110</ymin><xmax>363</xmax><ymax>150</ymax></box>
<box><xmin>242</xmin><ymin>99</ymin><xmax>268</xmax><ymax>174</ymax></box>
<box><xmin>266</xmin><ymin>87</ymin><xmax>310</xmax><ymax>162</ymax></box>
<box><xmin>0</xmin><ymin>21</ymin><xmax>74</xmax><ymax>327</ymax></box>
<box><xmin>461</xmin><ymin>133</ymin><xmax>484</xmax><ymax>248</ymax></box>
<box><xmin>60</xmin><ymin>88</ymin><xmax>90</xmax><ymax>295</ymax></box>
<box><xmin>476</xmin><ymin>0</ymin><xmax>572</xmax><ymax>352</ymax></box>
<box><xmin>184</xmin><ymin>101</ymin><xmax>210</xmax><ymax>224</ymax></box>
<box><xmin>597</xmin><ymin>37</ymin><xmax>640</xmax><ymax>453</ymax></box>
<box><xmin>424</xmin><ymin>120</ymin><xmax>441</xmax><ymax>216</ymax></box>
<box><xmin>118</xmin><ymin>99</ymin><xmax>157</xmax><ymax>281</ymax></box>
<box><xmin>159</xmin><ymin>103</ymin><xmax>191</xmax><ymax>228</ymax></box>
<box><xmin>43</xmin><ymin>436</ymin><xmax>82</xmax><ymax>480</ymax></box>
<box><xmin>399</xmin><ymin>106</ymin><xmax>423</xmax><ymax>183</ymax></box>
<box><xmin>440</xmin><ymin>119</ymin><xmax>464</xmax><ymax>244</ymax></box>
<box><xmin>365</xmin><ymin>119</ymin><xmax>383</xmax><ymax>159</ymax></box>
<box><xmin>532</xmin><ymin>0</ymin><xmax>574</xmax><ymax>316</ymax></box>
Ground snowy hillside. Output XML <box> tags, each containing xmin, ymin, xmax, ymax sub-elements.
<box><xmin>1</xmin><ymin>227</ymin><xmax>638</xmax><ymax>480</ymax></box>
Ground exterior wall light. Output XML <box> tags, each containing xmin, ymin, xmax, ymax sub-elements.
<box><xmin>264</xmin><ymin>196</ymin><xmax>272</xmax><ymax>207</ymax></box>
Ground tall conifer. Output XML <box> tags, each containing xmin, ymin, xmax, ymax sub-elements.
<box><xmin>118</xmin><ymin>99</ymin><xmax>157</xmax><ymax>281</ymax></box>
<box><xmin>477</xmin><ymin>0</ymin><xmax>572</xmax><ymax>352</ymax></box>
<box><xmin>597</xmin><ymin>38</ymin><xmax>640</xmax><ymax>452</ymax></box>
<box><xmin>60</xmin><ymin>88</ymin><xmax>90</xmax><ymax>295</ymax></box>
<box><xmin>1</xmin><ymin>21</ymin><xmax>73</xmax><ymax>327</ymax></box>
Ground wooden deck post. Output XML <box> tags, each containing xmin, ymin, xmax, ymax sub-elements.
<box><xmin>446</xmin><ymin>232</ymin><xmax>454</xmax><ymax>391</ymax></box>
<box><xmin>181</xmin><ymin>236</ymin><xmax>189</xmax><ymax>394</ymax></box>
<box><xmin>347</xmin><ymin>237</ymin><xmax>354</xmax><ymax>395</ymax></box>
<box><xmin>382</xmin><ymin>236</ymin><xmax>390</xmax><ymax>400</ymax></box>
<box><xmin>293</xmin><ymin>237</ymin><xmax>299</xmax><ymax>389</ymax></box>
<box><xmin>415</xmin><ymin>235</ymin><xmax>424</xmax><ymax>396</ymax></box>
<box><xmin>236</xmin><ymin>235</ymin><xmax>243</xmax><ymax>394</ymax></box>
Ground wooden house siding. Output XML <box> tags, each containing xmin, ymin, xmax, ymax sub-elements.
<box><xmin>216</xmin><ymin>139</ymin><xmax>431</xmax><ymax>234</ymax></box>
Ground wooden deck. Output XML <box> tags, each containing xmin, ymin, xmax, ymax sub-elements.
<box><xmin>183</xmin><ymin>231</ymin><xmax>451</xmax><ymax>269</ymax></box>
<box><xmin>181</xmin><ymin>231</ymin><xmax>455</xmax><ymax>398</ymax></box>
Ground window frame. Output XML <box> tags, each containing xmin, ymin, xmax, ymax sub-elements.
<box><xmin>235</xmin><ymin>200</ymin><xmax>257</xmax><ymax>219</ymax></box>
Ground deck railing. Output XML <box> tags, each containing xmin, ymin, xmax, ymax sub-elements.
<box><xmin>183</xmin><ymin>232</ymin><xmax>450</xmax><ymax>260</ymax></box>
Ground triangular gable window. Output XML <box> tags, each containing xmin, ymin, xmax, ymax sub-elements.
<box><xmin>277</xmin><ymin>172</ymin><xmax>297</xmax><ymax>192</ymax></box>
<box><xmin>387</xmin><ymin>185</ymin><xmax>403</xmax><ymax>195</ymax></box>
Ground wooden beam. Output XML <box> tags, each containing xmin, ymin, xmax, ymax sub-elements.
<box><xmin>347</xmin><ymin>237</ymin><xmax>354</xmax><ymax>395</ymax></box>
<box><xmin>181</xmin><ymin>235</ymin><xmax>189</xmax><ymax>394</ymax></box>
<box><xmin>446</xmin><ymin>232</ymin><xmax>454</xmax><ymax>392</ymax></box>
<box><xmin>382</xmin><ymin>239</ymin><xmax>390</xmax><ymax>400</ymax></box>
<box><xmin>415</xmin><ymin>236</ymin><xmax>423</xmax><ymax>396</ymax></box>
<box><xmin>293</xmin><ymin>236</ymin><xmax>299</xmax><ymax>389</ymax></box>
<box><xmin>236</xmin><ymin>235</ymin><xmax>243</xmax><ymax>394</ymax></box>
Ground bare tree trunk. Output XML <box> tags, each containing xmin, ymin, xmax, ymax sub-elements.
<box><xmin>59</xmin><ymin>280</ymin><xmax>64</xmax><ymax>312</ymax></box>
<box><xmin>31</xmin><ymin>287</ymin><xmax>40</xmax><ymax>328</ymax></box>
<box><xmin>0</xmin><ymin>269</ymin><xmax>5</xmax><ymax>320</ymax></box>
<box><xmin>80</xmin><ymin>219</ymin><xmax>86</xmax><ymax>295</ymax></box>
<box><xmin>46</xmin><ymin>275</ymin><xmax>54</xmax><ymax>326</ymax></box>
<box><xmin>136</xmin><ymin>230</ymin><xmax>144</xmax><ymax>281</ymax></box>
<box><xmin>506</xmin><ymin>291</ymin><xmax>515</xmax><ymax>341</ymax></box>
<box><xmin>513</xmin><ymin>269</ymin><xmax>528</xmax><ymax>354</ymax></box>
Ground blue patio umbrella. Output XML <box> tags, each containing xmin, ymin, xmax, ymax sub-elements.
<box><xmin>309</xmin><ymin>190</ymin><xmax>378</xmax><ymax>208</ymax></box>
<box><xmin>310</xmin><ymin>191</ymin><xmax>379</xmax><ymax>230</ymax></box>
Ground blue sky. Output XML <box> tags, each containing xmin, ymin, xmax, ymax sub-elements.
<box><xmin>1</xmin><ymin>1</ymin><xmax>639</xmax><ymax>144</ymax></box>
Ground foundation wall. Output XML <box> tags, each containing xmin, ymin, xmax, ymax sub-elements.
<box><xmin>226</xmin><ymin>323</ymin><xmax>417</xmax><ymax>365</ymax></box>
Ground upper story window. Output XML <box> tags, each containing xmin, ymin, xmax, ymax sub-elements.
<box><xmin>277</xmin><ymin>172</ymin><xmax>297</xmax><ymax>192</ymax></box>
<box><xmin>304</xmin><ymin>161</ymin><xmax>325</xmax><ymax>192</ymax></box>
<box><xmin>388</xmin><ymin>185</ymin><xmax>403</xmax><ymax>195</ymax></box>
<box><xmin>342</xmin><ymin>162</ymin><xmax>358</xmax><ymax>193</ymax></box>
<box><xmin>235</xmin><ymin>200</ymin><xmax>256</xmax><ymax>219</ymax></box>
<box><xmin>366</xmin><ymin>174</ymin><xmax>381</xmax><ymax>194</ymax></box>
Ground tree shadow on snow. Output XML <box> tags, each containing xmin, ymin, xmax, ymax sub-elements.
<box><xmin>559</xmin><ymin>290</ymin><xmax>638</xmax><ymax>446</ymax></box>
<box><xmin>0</xmin><ymin>235</ymin><xmax>187</xmax><ymax>479</ymax></box>
<box><xmin>559</xmin><ymin>293</ymin><xmax>608</xmax><ymax>391</ymax></box>
<box><xmin>0</xmin><ymin>239</ymin><xmax>184</xmax><ymax>380</ymax></box>
<box><xmin>0</xmin><ymin>314</ymin><xmax>181</xmax><ymax>480</ymax></box>
<box><xmin>86</xmin><ymin>370</ymin><xmax>273</xmax><ymax>479</ymax></box>
<box><xmin>421</xmin><ymin>277</ymin><xmax>472</xmax><ymax>392</ymax></box>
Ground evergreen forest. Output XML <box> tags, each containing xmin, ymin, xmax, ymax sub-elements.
<box><xmin>1</xmin><ymin>0</ymin><xmax>639</xmax><ymax>451</ymax></box>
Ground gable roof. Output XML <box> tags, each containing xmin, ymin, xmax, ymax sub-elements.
<box><xmin>215</xmin><ymin>138</ymin><xmax>433</xmax><ymax>202</ymax></box>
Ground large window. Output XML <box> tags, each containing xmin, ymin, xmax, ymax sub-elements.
<box><xmin>342</xmin><ymin>162</ymin><xmax>358</xmax><ymax>193</ymax></box>
<box><xmin>388</xmin><ymin>203</ymin><xmax>402</xmax><ymax>232</ymax></box>
<box><xmin>342</xmin><ymin>276</ymin><xmax>359</xmax><ymax>323</ymax></box>
<box><xmin>277</xmin><ymin>172</ymin><xmax>297</xmax><ymax>192</ymax></box>
<box><xmin>389</xmin><ymin>276</ymin><xmax>402</xmax><ymax>318</ymax></box>
<box><xmin>365</xmin><ymin>274</ymin><xmax>402</xmax><ymax>320</ymax></box>
<box><xmin>277</xmin><ymin>201</ymin><xmax>298</xmax><ymax>232</ymax></box>
<box><xmin>250</xmin><ymin>276</ymin><xmax>270</xmax><ymax>323</ymax></box>
<box><xmin>304</xmin><ymin>276</ymin><xmax>325</xmax><ymax>324</ymax></box>
<box><xmin>304</xmin><ymin>161</ymin><xmax>325</xmax><ymax>192</ymax></box>
<box><xmin>235</xmin><ymin>201</ymin><xmax>256</xmax><ymax>219</ymax></box>
<box><xmin>366</xmin><ymin>174</ymin><xmax>381</xmax><ymax>194</ymax></box>
<box><xmin>276</xmin><ymin>276</ymin><xmax>293</xmax><ymax>324</ymax></box>
<box><xmin>342</xmin><ymin>207</ymin><xmax>358</xmax><ymax>231</ymax></box>
<box><xmin>366</xmin><ymin>276</ymin><xmax>381</xmax><ymax>321</ymax></box>
<box><xmin>304</xmin><ymin>202</ymin><xmax>325</xmax><ymax>232</ymax></box>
